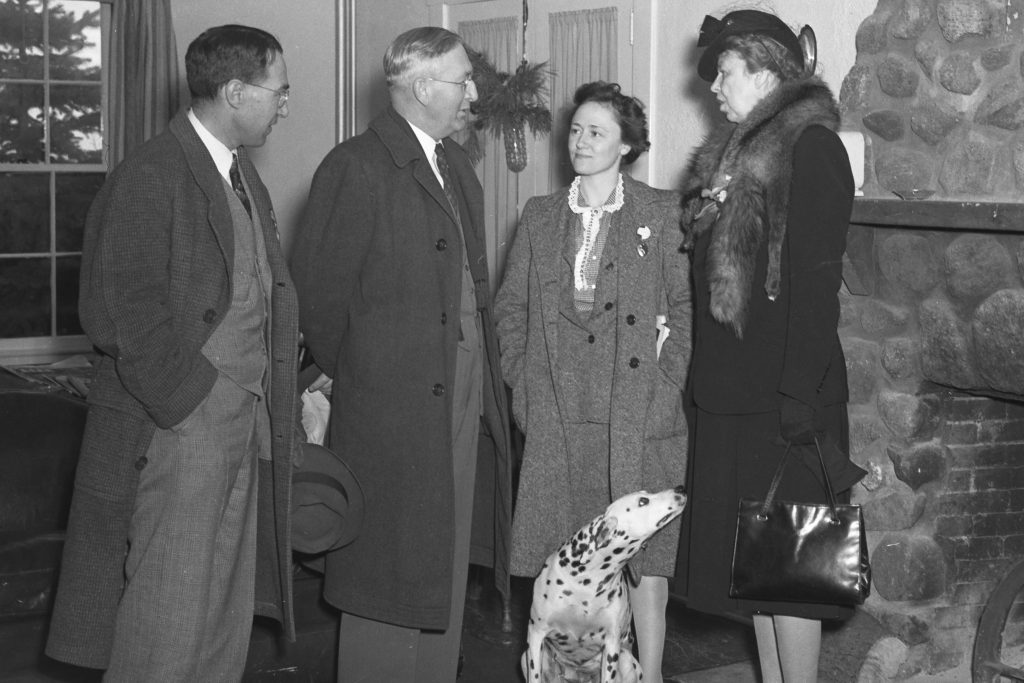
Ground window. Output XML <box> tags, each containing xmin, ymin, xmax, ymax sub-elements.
<box><xmin>0</xmin><ymin>0</ymin><xmax>108</xmax><ymax>361</ymax></box>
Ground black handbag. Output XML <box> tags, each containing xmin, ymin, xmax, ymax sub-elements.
<box><xmin>729</xmin><ymin>437</ymin><xmax>871</xmax><ymax>605</ymax></box>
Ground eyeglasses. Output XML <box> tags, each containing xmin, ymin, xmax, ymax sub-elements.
<box><xmin>424</xmin><ymin>75</ymin><xmax>475</xmax><ymax>91</ymax></box>
<box><xmin>245</xmin><ymin>82</ymin><xmax>290</xmax><ymax>106</ymax></box>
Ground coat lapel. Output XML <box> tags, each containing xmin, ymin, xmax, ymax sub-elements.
<box><xmin>373</xmin><ymin>107</ymin><xmax>459</xmax><ymax>227</ymax></box>
<box><xmin>169</xmin><ymin>114</ymin><xmax>234</xmax><ymax>279</ymax></box>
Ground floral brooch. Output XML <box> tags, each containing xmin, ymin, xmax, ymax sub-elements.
<box><xmin>636</xmin><ymin>226</ymin><xmax>652</xmax><ymax>257</ymax></box>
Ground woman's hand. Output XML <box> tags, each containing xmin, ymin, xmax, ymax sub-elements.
<box><xmin>780</xmin><ymin>396</ymin><xmax>816</xmax><ymax>444</ymax></box>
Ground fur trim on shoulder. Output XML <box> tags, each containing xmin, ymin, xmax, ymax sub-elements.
<box><xmin>680</xmin><ymin>78</ymin><xmax>839</xmax><ymax>337</ymax></box>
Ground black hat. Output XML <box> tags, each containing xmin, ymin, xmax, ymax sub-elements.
<box><xmin>697</xmin><ymin>9</ymin><xmax>804</xmax><ymax>82</ymax></box>
<box><xmin>291</xmin><ymin>442</ymin><xmax>365</xmax><ymax>554</ymax></box>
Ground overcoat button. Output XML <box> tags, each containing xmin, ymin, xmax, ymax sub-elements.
<box><xmin>587</xmin><ymin>334</ymin><xmax>595</xmax><ymax>344</ymax></box>
<box><xmin>441</xmin><ymin>312</ymin><xmax>447</xmax><ymax>324</ymax></box>
<box><xmin>432</xmin><ymin>383</ymin><xmax>446</xmax><ymax>396</ymax></box>
<box><xmin>436</xmin><ymin>238</ymin><xmax>447</xmax><ymax>251</ymax></box>
<box><xmin>626</xmin><ymin>314</ymin><xmax>637</xmax><ymax>325</ymax></box>
<box><xmin>203</xmin><ymin>309</ymin><xmax>217</xmax><ymax>323</ymax></box>
<box><xmin>604</xmin><ymin>302</ymin><xmax>613</xmax><ymax>311</ymax></box>
<box><xmin>629</xmin><ymin>357</ymin><xmax>640</xmax><ymax>368</ymax></box>
<box><xmin>134</xmin><ymin>456</ymin><xmax>148</xmax><ymax>471</ymax></box>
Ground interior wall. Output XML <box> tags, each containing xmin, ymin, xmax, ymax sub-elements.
<box><xmin>651</xmin><ymin>0</ymin><xmax>876</xmax><ymax>188</ymax></box>
<box><xmin>350</xmin><ymin>0</ymin><xmax>877</xmax><ymax>191</ymax></box>
<box><xmin>170</xmin><ymin>0</ymin><xmax>338</xmax><ymax>254</ymax></box>
<box><xmin>354</xmin><ymin>0</ymin><xmax>434</xmax><ymax>131</ymax></box>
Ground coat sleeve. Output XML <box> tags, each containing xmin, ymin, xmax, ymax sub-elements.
<box><xmin>778</xmin><ymin>126</ymin><xmax>853</xmax><ymax>405</ymax></box>
<box><xmin>656</xmin><ymin>195</ymin><xmax>692</xmax><ymax>391</ymax></box>
<box><xmin>290</xmin><ymin>146</ymin><xmax>376</xmax><ymax>378</ymax></box>
<box><xmin>492</xmin><ymin>197</ymin><xmax>538</xmax><ymax>422</ymax></box>
<box><xmin>80</xmin><ymin>162</ymin><xmax>217</xmax><ymax>429</ymax></box>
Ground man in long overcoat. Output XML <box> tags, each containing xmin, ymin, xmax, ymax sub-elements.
<box><xmin>45</xmin><ymin>25</ymin><xmax>299</xmax><ymax>681</ymax></box>
<box><xmin>289</xmin><ymin>26</ymin><xmax>512</xmax><ymax>682</ymax></box>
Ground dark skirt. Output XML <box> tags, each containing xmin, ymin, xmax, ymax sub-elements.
<box><xmin>683</xmin><ymin>406</ymin><xmax>854</xmax><ymax>621</ymax></box>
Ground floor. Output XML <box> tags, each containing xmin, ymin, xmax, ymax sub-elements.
<box><xmin>1</xmin><ymin>566</ymin><xmax>890</xmax><ymax>682</ymax></box>
<box><xmin>458</xmin><ymin>570</ymin><xmax>889</xmax><ymax>683</ymax></box>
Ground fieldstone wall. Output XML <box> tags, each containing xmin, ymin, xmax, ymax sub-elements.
<box><xmin>840</xmin><ymin>0</ymin><xmax>1024</xmax><ymax>199</ymax></box>
<box><xmin>841</xmin><ymin>226</ymin><xmax>1024</xmax><ymax>677</ymax></box>
<box><xmin>838</xmin><ymin>1</ymin><xmax>1024</xmax><ymax>676</ymax></box>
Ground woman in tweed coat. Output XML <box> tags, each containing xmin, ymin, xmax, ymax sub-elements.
<box><xmin>494</xmin><ymin>82</ymin><xmax>691</xmax><ymax>683</ymax></box>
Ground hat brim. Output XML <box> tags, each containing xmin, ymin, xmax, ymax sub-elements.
<box><xmin>696</xmin><ymin>10</ymin><xmax>803</xmax><ymax>82</ymax></box>
<box><xmin>291</xmin><ymin>442</ymin><xmax>365</xmax><ymax>555</ymax></box>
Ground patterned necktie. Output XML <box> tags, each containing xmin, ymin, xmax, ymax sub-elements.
<box><xmin>434</xmin><ymin>142</ymin><xmax>461</xmax><ymax>223</ymax></box>
<box><xmin>230</xmin><ymin>153</ymin><xmax>252</xmax><ymax>219</ymax></box>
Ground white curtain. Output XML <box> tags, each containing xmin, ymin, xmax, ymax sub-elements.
<box><xmin>547</xmin><ymin>7</ymin><xmax>617</xmax><ymax>190</ymax></box>
<box><xmin>458</xmin><ymin>17</ymin><xmax>520</xmax><ymax>296</ymax></box>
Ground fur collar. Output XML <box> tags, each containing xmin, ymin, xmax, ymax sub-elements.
<box><xmin>681</xmin><ymin>78</ymin><xmax>839</xmax><ymax>338</ymax></box>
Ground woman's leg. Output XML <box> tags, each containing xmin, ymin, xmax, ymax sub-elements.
<box><xmin>775</xmin><ymin>614</ymin><xmax>821</xmax><ymax>683</ymax></box>
<box><xmin>630</xmin><ymin>575</ymin><xmax>669</xmax><ymax>683</ymax></box>
<box><xmin>753</xmin><ymin>613</ymin><xmax>822</xmax><ymax>683</ymax></box>
<box><xmin>753</xmin><ymin>613</ymin><xmax>783</xmax><ymax>683</ymax></box>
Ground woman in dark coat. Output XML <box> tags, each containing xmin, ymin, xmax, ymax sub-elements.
<box><xmin>495</xmin><ymin>82</ymin><xmax>691</xmax><ymax>683</ymax></box>
<box><xmin>680</xmin><ymin>10</ymin><xmax>866</xmax><ymax>683</ymax></box>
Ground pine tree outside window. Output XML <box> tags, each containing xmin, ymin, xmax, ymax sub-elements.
<box><xmin>0</xmin><ymin>0</ymin><xmax>109</xmax><ymax>362</ymax></box>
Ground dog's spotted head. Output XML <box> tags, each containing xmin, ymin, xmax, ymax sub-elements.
<box><xmin>600</xmin><ymin>486</ymin><xmax>687</xmax><ymax>546</ymax></box>
<box><xmin>557</xmin><ymin>487</ymin><xmax>688</xmax><ymax>575</ymax></box>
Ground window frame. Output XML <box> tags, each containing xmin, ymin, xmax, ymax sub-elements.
<box><xmin>0</xmin><ymin>0</ymin><xmax>112</xmax><ymax>364</ymax></box>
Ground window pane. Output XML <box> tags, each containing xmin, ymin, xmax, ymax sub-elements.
<box><xmin>0</xmin><ymin>172</ymin><xmax>49</xmax><ymax>253</ymax></box>
<box><xmin>0</xmin><ymin>0</ymin><xmax>45</xmax><ymax>79</ymax></box>
<box><xmin>50</xmin><ymin>83</ymin><xmax>102</xmax><ymax>162</ymax></box>
<box><xmin>0</xmin><ymin>257</ymin><xmax>50</xmax><ymax>338</ymax></box>
<box><xmin>55</xmin><ymin>172</ymin><xmax>101</xmax><ymax>251</ymax></box>
<box><xmin>48</xmin><ymin>1</ymin><xmax>101</xmax><ymax>81</ymax></box>
<box><xmin>56</xmin><ymin>254</ymin><xmax>81</xmax><ymax>335</ymax></box>
<box><xmin>0</xmin><ymin>82</ymin><xmax>45</xmax><ymax>163</ymax></box>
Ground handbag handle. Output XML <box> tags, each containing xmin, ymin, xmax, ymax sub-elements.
<box><xmin>758</xmin><ymin>436</ymin><xmax>840</xmax><ymax>523</ymax></box>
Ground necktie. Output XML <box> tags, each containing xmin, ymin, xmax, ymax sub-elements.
<box><xmin>230</xmin><ymin>153</ymin><xmax>252</xmax><ymax>219</ymax></box>
<box><xmin>434</xmin><ymin>142</ymin><xmax>461</xmax><ymax>223</ymax></box>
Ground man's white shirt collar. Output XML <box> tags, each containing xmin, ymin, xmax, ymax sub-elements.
<box><xmin>187</xmin><ymin>109</ymin><xmax>236</xmax><ymax>182</ymax></box>
<box><xmin>407</xmin><ymin>121</ymin><xmax>444</xmax><ymax>188</ymax></box>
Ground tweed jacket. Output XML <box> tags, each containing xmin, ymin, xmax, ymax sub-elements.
<box><xmin>290</xmin><ymin>106</ymin><xmax>512</xmax><ymax>630</ymax></box>
<box><xmin>680</xmin><ymin>79</ymin><xmax>852</xmax><ymax>416</ymax></box>
<box><xmin>45</xmin><ymin>113</ymin><xmax>300</xmax><ymax>668</ymax></box>
<box><xmin>494</xmin><ymin>175</ymin><xmax>691</xmax><ymax>576</ymax></box>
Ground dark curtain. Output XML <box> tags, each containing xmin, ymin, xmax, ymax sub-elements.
<box><xmin>108</xmin><ymin>0</ymin><xmax>180</xmax><ymax>164</ymax></box>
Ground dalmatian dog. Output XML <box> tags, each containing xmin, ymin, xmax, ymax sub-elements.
<box><xmin>521</xmin><ymin>486</ymin><xmax>688</xmax><ymax>683</ymax></box>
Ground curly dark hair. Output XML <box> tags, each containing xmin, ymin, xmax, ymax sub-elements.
<box><xmin>571</xmin><ymin>81</ymin><xmax>650</xmax><ymax>165</ymax></box>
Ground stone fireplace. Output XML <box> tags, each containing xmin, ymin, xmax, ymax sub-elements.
<box><xmin>837</xmin><ymin>0</ymin><xmax>1024</xmax><ymax>677</ymax></box>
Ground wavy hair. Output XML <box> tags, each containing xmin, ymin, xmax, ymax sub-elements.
<box><xmin>572</xmin><ymin>81</ymin><xmax>651</xmax><ymax>165</ymax></box>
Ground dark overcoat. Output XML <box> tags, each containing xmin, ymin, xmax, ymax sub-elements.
<box><xmin>681</xmin><ymin>80</ymin><xmax>851</xmax><ymax>415</ymax></box>
<box><xmin>678</xmin><ymin>79</ymin><xmax>862</xmax><ymax>620</ymax></box>
<box><xmin>493</xmin><ymin>176</ymin><xmax>691</xmax><ymax>577</ymax></box>
<box><xmin>289</xmin><ymin>106</ymin><xmax>512</xmax><ymax>630</ymax></box>
<box><xmin>45</xmin><ymin>113</ymin><xmax>300</xmax><ymax>668</ymax></box>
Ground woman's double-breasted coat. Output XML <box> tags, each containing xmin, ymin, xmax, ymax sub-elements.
<box><xmin>494</xmin><ymin>174</ymin><xmax>691</xmax><ymax>577</ymax></box>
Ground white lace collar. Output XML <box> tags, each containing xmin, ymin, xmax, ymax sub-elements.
<box><xmin>567</xmin><ymin>173</ymin><xmax>625</xmax><ymax>215</ymax></box>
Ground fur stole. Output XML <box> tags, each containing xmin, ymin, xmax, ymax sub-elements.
<box><xmin>681</xmin><ymin>78</ymin><xmax>840</xmax><ymax>338</ymax></box>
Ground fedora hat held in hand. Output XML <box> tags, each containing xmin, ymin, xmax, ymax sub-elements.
<box><xmin>291</xmin><ymin>441</ymin><xmax>365</xmax><ymax>554</ymax></box>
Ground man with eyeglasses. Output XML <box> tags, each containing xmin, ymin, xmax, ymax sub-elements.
<box><xmin>46</xmin><ymin>24</ymin><xmax>299</xmax><ymax>681</ymax></box>
<box><xmin>291</xmin><ymin>25</ymin><xmax>511</xmax><ymax>682</ymax></box>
